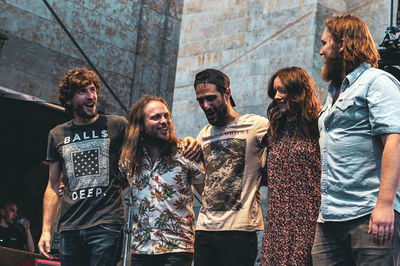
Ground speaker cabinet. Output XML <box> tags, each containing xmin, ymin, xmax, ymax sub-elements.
<box><xmin>22</xmin><ymin>258</ymin><xmax>61</xmax><ymax>266</ymax></box>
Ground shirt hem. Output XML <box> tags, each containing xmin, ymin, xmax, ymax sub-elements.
<box><xmin>317</xmin><ymin>211</ymin><xmax>373</xmax><ymax>223</ymax></box>
<box><xmin>131</xmin><ymin>250</ymin><xmax>194</xmax><ymax>255</ymax></box>
<box><xmin>59</xmin><ymin>220</ymin><xmax>124</xmax><ymax>232</ymax></box>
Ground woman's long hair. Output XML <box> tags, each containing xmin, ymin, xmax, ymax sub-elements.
<box><xmin>267</xmin><ymin>67</ymin><xmax>321</xmax><ymax>140</ymax></box>
<box><xmin>120</xmin><ymin>95</ymin><xmax>179</xmax><ymax>178</ymax></box>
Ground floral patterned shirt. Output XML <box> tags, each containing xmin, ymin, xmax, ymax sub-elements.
<box><xmin>125</xmin><ymin>146</ymin><xmax>204</xmax><ymax>255</ymax></box>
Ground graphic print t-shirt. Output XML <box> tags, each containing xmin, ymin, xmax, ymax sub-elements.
<box><xmin>47</xmin><ymin>115</ymin><xmax>127</xmax><ymax>231</ymax></box>
<box><xmin>196</xmin><ymin>114</ymin><xmax>268</xmax><ymax>231</ymax></box>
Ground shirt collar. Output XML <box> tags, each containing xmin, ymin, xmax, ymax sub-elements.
<box><xmin>327</xmin><ymin>62</ymin><xmax>370</xmax><ymax>98</ymax></box>
<box><xmin>346</xmin><ymin>62</ymin><xmax>370</xmax><ymax>87</ymax></box>
<box><xmin>142</xmin><ymin>146</ymin><xmax>152</xmax><ymax>166</ymax></box>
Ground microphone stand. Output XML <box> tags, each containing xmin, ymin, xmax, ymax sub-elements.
<box><xmin>122</xmin><ymin>186</ymin><xmax>133</xmax><ymax>266</ymax></box>
<box><xmin>378</xmin><ymin>0</ymin><xmax>400</xmax><ymax>69</ymax></box>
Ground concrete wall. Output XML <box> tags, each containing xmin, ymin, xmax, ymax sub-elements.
<box><xmin>172</xmin><ymin>0</ymin><xmax>391</xmax><ymax>138</ymax></box>
<box><xmin>0</xmin><ymin>0</ymin><xmax>184</xmax><ymax>113</ymax></box>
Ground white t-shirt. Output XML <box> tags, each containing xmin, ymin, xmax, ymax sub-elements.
<box><xmin>196</xmin><ymin>114</ymin><xmax>268</xmax><ymax>231</ymax></box>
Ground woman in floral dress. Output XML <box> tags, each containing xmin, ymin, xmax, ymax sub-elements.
<box><xmin>260</xmin><ymin>67</ymin><xmax>321</xmax><ymax>265</ymax></box>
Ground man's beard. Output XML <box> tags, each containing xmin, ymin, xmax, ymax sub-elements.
<box><xmin>321</xmin><ymin>52</ymin><xmax>344</xmax><ymax>86</ymax></box>
<box><xmin>143</xmin><ymin>131</ymin><xmax>170</xmax><ymax>147</ymax></box>
<box><xmin>207</xmin><ymin>101</ymin><xmax>228</xmax><ymax>127</ymax></box>
<box><xmin>73</xmin><ymin>104</ymin><xmax>98</xmax><ymax>119</ymax></box>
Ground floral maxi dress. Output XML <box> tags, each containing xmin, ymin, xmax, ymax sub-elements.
<box><xmin>260</xmin><ymin>121</ymin><xmax>321</xmax><ymax>265</ymax></box>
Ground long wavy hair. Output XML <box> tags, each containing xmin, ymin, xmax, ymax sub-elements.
<box><xmin>325</xmin><ymin>14</ymin><xmax>379</xmax><ymax>73</ymax></box>
<box><xmin>267</xmin><ymin>67</ymin><xmax>321</xmax><ymax>140</ymax></box>
<box><xmin>120</xmin><ymin>95</ymin><xmax>179</xmax><ymax>178</ymax></box>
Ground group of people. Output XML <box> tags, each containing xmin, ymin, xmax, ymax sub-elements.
<box><xmin>35</xmin><ymin>13</ymin><xmax>400</xmax><ymax>266</ymax></box>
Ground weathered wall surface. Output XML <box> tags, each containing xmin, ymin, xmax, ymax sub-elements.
<box><xmin>0</xmin><ymin>0</ymin><xmax>184</xmax><ymax>114</ymax></box>
<box><xmin>173</xmin><ymin>0</ymin><xmax>391</xmax><ymax>138</ymax></box>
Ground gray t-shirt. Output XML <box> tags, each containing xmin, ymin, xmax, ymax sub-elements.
<box><xmin>196</xmin><ymin>114</ymin><xmax>268</xmax><ymax>231</ymax></box>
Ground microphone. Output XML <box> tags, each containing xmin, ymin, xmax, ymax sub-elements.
<box><xmin>15</xmin><ymin>216</ymin><xmax>29</xmax><ymax>227</ymax></box>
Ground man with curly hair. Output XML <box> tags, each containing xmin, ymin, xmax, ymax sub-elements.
<box><xmin>312</xmin><ymin>14</ymin><xmax>400</xmax><ymax>265</ymax></box>
<box><xmin>38</xmin><ymin>67</ymin><xmax>128</xmax><ymax>265</ymax></box>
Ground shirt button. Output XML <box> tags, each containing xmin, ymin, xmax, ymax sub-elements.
<box><xmin>323</xmin><ymin>170</ymin><xmax>326</xmax><ymax>174</ymax></box>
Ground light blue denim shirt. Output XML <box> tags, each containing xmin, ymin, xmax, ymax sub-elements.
<box><xmin>318</xmin><ymin>63</ymin><xmax>400</xmax><ymax>222</ymax></box>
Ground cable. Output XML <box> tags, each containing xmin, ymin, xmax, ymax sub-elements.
<box><xmin>41</xmin><ymin>0</ymin><xmax>128</xmax><ymax>113</ymax></box>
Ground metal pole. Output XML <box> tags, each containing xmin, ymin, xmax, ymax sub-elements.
<box><xmin>390</xmin><ymin>0</ymin><xmax>394</xmax><ymax>29</ymax></box>
<box><xmin>397</xmin><ymin>0</ymin><xmax>400</xmax><ymax>26</ymax></box>
<box><xmin>41</xmin><ymin>0</ymin><xmax>128</xmax><ymax>113</ymax></box>
<box><xmin>122</xmin><ymin>187</ymin><xmax>133</xmax><ymax>266</ymax></box>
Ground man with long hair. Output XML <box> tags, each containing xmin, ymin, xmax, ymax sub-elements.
<box><xmin>119</xmin><ymin>95</ymin><xmax>204</xmax><ymax>266</ymax></box>
<box><xmin>38</xmin><ymin>67</ymin><xmax>127</xmax><ymax>265</ymax></box>
<box><xmin>193</xmin><ymin>69</ymin><xmax>268</xmax><ymax>266</ymax></box>
<box><xmin>312</xmin><ymin>14</ymin><xmax>400</xmax><ymax>265</ymax></box>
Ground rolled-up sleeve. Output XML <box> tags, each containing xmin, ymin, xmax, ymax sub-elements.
<box><xmin>367</xmin><ymin>74</ymin><xmax>400</xmax><ymax>135</ymax></box>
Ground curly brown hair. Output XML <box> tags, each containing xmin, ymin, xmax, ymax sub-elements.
<box><xmin>325</xmin><ymin>14</ymin><xmax>379</xmax><ymax>73</ymax></box>
<box><xmin>267</xmin><ymin>67</ymin><xmax>321</xmax><ymax>140</ymax></box>
<box><xmin>58</xmin><ymin>68</ymin><xmax>101</xmax><ymax>113</ymax></box>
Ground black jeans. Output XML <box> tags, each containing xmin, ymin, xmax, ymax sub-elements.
<box><xmin>194</xmin><ymin>230</ymin><xmax>258</xmax><ymax>266</ymax></box>
<box><xmin>59</xmin><ymin>224</ymin><xmax>123</xmax><ymax>266</ymax></box>
<box><xmin>131</xmin><ymin>252</ymin><xmax>193</xmax><ymax>266</ymax></box>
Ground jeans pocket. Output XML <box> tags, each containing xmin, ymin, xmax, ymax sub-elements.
<box><xmin>99</xmin><ymin>224</ymin><xmax>122</xmax><ymax>233</ymax></box>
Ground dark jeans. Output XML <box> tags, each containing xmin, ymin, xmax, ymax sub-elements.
<box><xmin>312</xmin><ymin>211</ymin><xmax>400</xmax><ymax>266</ymax></box>
<box><xmin>194</xmin><ymin>230</ymin><xmax>258</xmax><ymax>266</ymax></box>
<box><xmin>59</xmin><ymin>224</ymin><xmax>123</xmax><ymax>266</ymax></box>
<box><xmin>131</xmin><ymin>252</ymin><xmax>193</xmax><ymax>266</ymax></box>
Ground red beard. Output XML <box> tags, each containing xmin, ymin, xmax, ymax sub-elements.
<box><xmin>321</xmin><ymin>52</ymin><xmax>344</xmax><ymax>86</ymax></box>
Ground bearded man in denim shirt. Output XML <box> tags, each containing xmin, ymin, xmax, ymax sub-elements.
<box><xmin>311</xmin><ymin>14</ymin><xmax>400</xmax><ymax>265</ymax></box>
